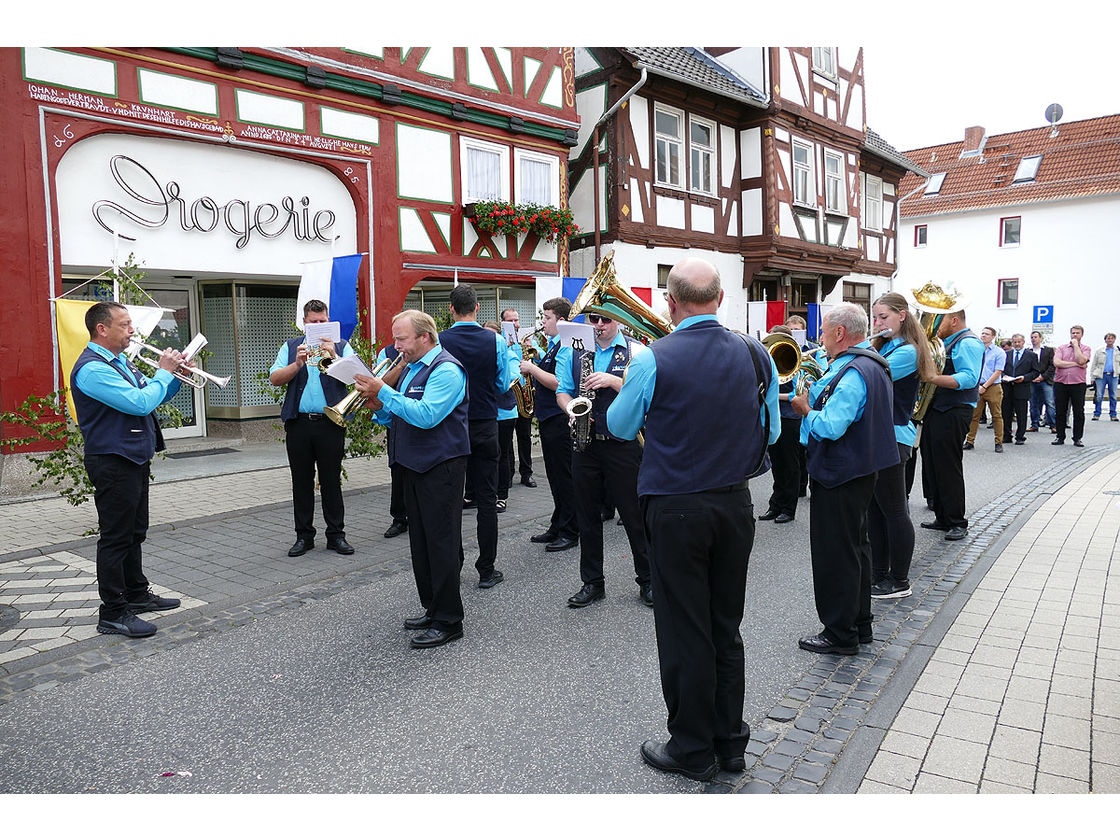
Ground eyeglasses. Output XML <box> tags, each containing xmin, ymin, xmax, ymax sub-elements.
<box><xmin>586</xmin><ymin>315</ymin><xmax>613</xmax><ymax>325</ymax></box>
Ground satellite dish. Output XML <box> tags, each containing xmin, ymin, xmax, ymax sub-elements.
<box><xmin>1045</xmin><ymin>103</ymin><xmax>1064</xmax><ymax>125</ymax></box>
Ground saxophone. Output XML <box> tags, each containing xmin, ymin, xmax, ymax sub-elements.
<box><xmin>512</xmin><ymin>329</ymin><xmax>546</xmax><ymax>418</ymax></box>
<box><xmin>567</xmin><ymin>338</ymin><xmax>595</xmax><ymax>452</ymax></box>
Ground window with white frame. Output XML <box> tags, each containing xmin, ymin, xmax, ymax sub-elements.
<box><xmin>689</xmin><ymin>116</ymin><xmax>715</xmax><ymax>195</ymax></box>
<box><xmin>915</xmin><ymin>225</ymin><xmax>928</xmax><ymax>247</ymax></box>
<box><xmin>812</xmin><ymin>47</ymin><xmax>837</xmax><ymax>78</ymax></box>
<box><xmin>461</xmin><ymin>136</ymin><xmax>510</xmax><ymax>203</ymax></box>
<box><xmin>515</xmin><ymin>149</ymin><xmax>558</xmax><ymax>206</ymax></box>
<box><xmin>792</xmin><ymin>140</ymin><xmax>814</xmax><ymax>206</ymax></box>
<box><xmin>862</xmin><ymin>172</ymin><xmax>882</xmax><ymax>230</ymax></box>
<box><xmin>924</xmin><ymin>172</ymin><xmax>946</xmax><ymax>195</ymax></box>
<box><xmin>1000</xmin><ymin>216</ymin><xmax>1021</xmax><ymax>247</ymax></box>
<box><xmin>654</xmin><ymin>104</ymin><xmax>684</xmax><ymax>188</ymax></box>
<box><xmin>824</xmin><ymin>150</ymin><xmax>845</xmax><ymax>213</ymax></box>
<box><xmin>1013</xmin><ymin>155</ymin><xmax>1042</xmax><ymax>183</ymax></box>
<box><xmin>998</xmin><ymin>278</ymin><xmax>1019</xmax><ymax>308</ymax></box>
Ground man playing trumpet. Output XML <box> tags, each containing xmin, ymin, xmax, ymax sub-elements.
<box><xmin>269</xmin><ymin>299</ymin><xmax>357</xmax><ymax>558</ymax></box>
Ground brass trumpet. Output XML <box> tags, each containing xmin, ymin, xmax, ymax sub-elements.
<box><xmin>324</xmin><ymin>351</ymin><xmax>403</xmax><ymax>426</ymax></box>
<box><xmin>127</xmin><ymin>335</ymin><xmax>230</xmax><ymax>390</ymax></box>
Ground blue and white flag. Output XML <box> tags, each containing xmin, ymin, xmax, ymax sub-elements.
<box><xmin>297</xmin><ymin>254</ymin><xmax>364</xmax><ymax>340</ymax></box>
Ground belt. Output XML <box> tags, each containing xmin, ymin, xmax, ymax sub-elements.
<box><xmin>297</xmin><ymin>412</ymin><xmax>326</xmax><ymax>420</ymax></box>
<box><xmin>709</xmin><ymin>481</ymin><xmax>748</xmax><ymax>493</ymax></box>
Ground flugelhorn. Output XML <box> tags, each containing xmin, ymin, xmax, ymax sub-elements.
<box><xmin>324</xmin><ymin>351</ymin><xmax>403</xmax><ymax>426</ymax></box>
<box><xmin>127</xmin><ymin>335</ymin><xmax>230</xmax><ymax>390</ymax></box>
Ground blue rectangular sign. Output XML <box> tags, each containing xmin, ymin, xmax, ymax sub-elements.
<box><xmin>1033</xmin><ymin>305</ymin><xmax>1053</xmax><ymax>324</ymax></box>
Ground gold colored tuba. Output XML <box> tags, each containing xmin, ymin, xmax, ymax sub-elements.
<box><xmin>910</xmin><ymin>281</ymin><xmax>966</xmax><ymax>430</ymax></box>
<box><xmin>761</xmin><ymin>332</ymin><xmax>824</xmax><ymax>395</ymax></box>
<box><xmin>570</xmin><ymin>250</ymin><xmax>672</xmax><ymax>342</ymax></box>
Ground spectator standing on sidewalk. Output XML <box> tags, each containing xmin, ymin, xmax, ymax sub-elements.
<box><xmin>1052</xmin><ymin>325</ymin><xmax>1091</xmax><ymax>447</ymax></box>
<box><xmin>1090</xmin><ymin>332</ymin><xmax>1118</xmax><ymax>422</ymax></box>
<box><xmin>964</xmin><ymin>327</ymin><xmax>1006</xmax><ymax>453</ymax></box>
<box><xmin>1029</xmin><ymin>330</ymin><xmax>1056</xmax><ymax>431</ymax></box>
<box><xmin>1001</xmin><ymin>333</ymin><xmax>1039</xmax><ymax>445</ymax></box>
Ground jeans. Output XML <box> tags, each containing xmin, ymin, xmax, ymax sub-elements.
<box><xmin>1030</xmin><ymin>380</ymin><xmax>1055</xmax><ymax>427</ymax></box>
<box><xmin>1094</xmin><ymin>373</ymin><xmax>1117</xmax><ymax>417</ymax></box>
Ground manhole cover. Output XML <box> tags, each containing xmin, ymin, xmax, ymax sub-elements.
<box><xmin>0</xmin><ymin>604</ymin><xmax>20</xmax><ymax>633</ymax></box>
<box><xmin>163</xmin><ymin>447</ymin><xmax>239</xmax><ymax>460</ymax></box>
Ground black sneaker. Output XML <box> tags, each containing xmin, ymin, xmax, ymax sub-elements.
<box><xmin>127</xmin><ymin>590</ymin><xmax>181</xmax><ymax>613</ymax></box>
<box><xmin>97</xmin><ymin>612</ymin><xmax>157</xmax><ymax>638</ymax></box>
<box><xmin>871</xmin><ymin>579</ymin><xmax>912</xmax><ymax>599</ymax></box>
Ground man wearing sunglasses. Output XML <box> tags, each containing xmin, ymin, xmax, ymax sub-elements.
<box><xmin>556</xmin><ymin>311</ymin><xmax>651</xmax><ymax>609</ymax></box>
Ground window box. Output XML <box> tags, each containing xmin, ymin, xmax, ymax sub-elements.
<box><xmin>464</xmin><ymin>199</ymin><xmax>578</xmax><ymax>243</ymax></box>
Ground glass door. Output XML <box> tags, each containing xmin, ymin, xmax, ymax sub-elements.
<box><xmin>143</xmin><ymin>286</ymin><xmax>204</xmax><ymax>439</ymax></box>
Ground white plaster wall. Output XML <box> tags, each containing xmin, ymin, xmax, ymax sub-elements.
<box><xmin>896</xmin><ymin>195</ymin><xmax>1120</xmax><ymax>352</ymax></box>
<box><xmin>574</xmin><ymin>83</ymin><xmax>607</xmax><ymax>162</ymax></box>
<box><xmin>741</xmin><ymin>127</ymin><xmax>762</xmax><ymax>180</ymax></box>
<box><xmin>629</xmin><ymin>95</ymin><xmax>650</xmax><ymax>170</ymax></box>
<box><xmin>569</xmin><ymin>164</ymin><xmax>607</xmax><ymax>235</ymax></box>
<box><xmin>709</xmin><ymin>48</ymin><xmax>766</xmax><ymax>94</ymax></box>
<box><xmin>692</xmin><ymin>204</ymin><xmax>715</xmax><ymax>234</ymax></box>
<box><xmin>655</xmin><ymin>194</ymin><xmax>685</xmax><ymax>229</ymax></box>
<box><xmin>742</xmin><ymin>188</ymin><xmax>763</xmax><ymax>236</ymax></box>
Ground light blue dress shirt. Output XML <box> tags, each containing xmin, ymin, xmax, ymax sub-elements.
<box><xmin>497</xmin><ymin>343</ymin><xmax>522</xmax><ymax>421</ymax></box>
<box><xmin>606</xmin><ymin>315</ymin><xmax>781</xmax><ymax>445</ymax></box>
<box><xmin>978</xmin><ymin>342</ymin><xmax>1006</xmax><ymax>384</ymax></box>
<box><xmin>945</xmin><ymin>329</ymin><xmax>984</xmax><ymax>399</ymax></box>
<box><xmin>556</xmin><ymin>330</ymin><xmax>647</xmax><ymax>396</ymax></box>
<box><xmin>446</xmin><ymin>320</ymin><xmax>510</xmax><ymax>394</ymax></box>
<box><xmin>74</xmin><ymin>342</ymin><xmax>181</xmax><ymax>415</ymax></box>
<box><xmin>879</xmin><ymin>338</ymin><xmax>917</xmax><ymax>447</ymax></box>
<box><xmin>373</xmin><ymin>344</ymin><xmax>467</xmax><ymax>430</ymax></box>
<box><xmin>799</xmin><ymin>340</ymin><xmax>874</xmax><ymax>446</ymax></box>
<box><xmin>270</xmin><ymin>339</ymin><xmax>356</xmax><ymax>413</ymax></box>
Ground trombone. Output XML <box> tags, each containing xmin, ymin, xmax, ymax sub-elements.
<box><xmin>127</xmin><ymin>334</ymin><xmax>231</xmax><ymax>390</ymax></box>
<box><xmin>324</xmin><ymin>351</ymin><xmax>403</xmax><ymax>426</ymax></box>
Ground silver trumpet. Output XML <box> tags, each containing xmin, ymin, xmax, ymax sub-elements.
<box><xmin>127</xmin><ymin>334</ymin><xmax>231</xmax><ymax>390</ymax></box>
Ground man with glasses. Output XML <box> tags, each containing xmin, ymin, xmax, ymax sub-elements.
<box><xmin>556</xmin><ymin>311</ymin><xmax>651</xmax><ymax>609</ymax></box>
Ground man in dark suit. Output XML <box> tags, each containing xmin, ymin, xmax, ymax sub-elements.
<box><xmin>1028</xmin><ymin>330</ymin><xmax>1055</xmax><ymax>431</ymax></box>
<box><xmin>1002</xmin><ymin>333</ymin><xmax>1040</xmax><ymax>445</ymax></box>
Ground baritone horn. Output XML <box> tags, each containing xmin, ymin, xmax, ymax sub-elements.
<box><xmin>127</xmin><ymin>334</ymin><xmax>231</xmax><ymax>390</ymax></box>
<box><xmin>761</xmin><ymin>333</ymin><xmax>824</xmax><ymax>395</ymax></box>
<box><xmin>324</xmin><ymin>351</ymin><xmax>403</xmax><ymax>426</ymax></box>
<box><xmin>570</xmin><ymin>250</ymin><xmax>673</xmax><ymax>342</ymax></box>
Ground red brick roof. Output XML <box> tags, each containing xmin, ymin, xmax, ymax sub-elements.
<box><xmin>898</xmin><ymin>114</ymin><xmax>1120</xmax><ymax>218</ymax></box>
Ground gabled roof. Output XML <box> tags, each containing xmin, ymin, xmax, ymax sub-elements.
<box><xmin>619</xmin><ymin>47</ymin><xmax>768</xmax><ymax>107</ymax></box>
<box><xmin>864</xmin><ymin>128</ymin><xmax>929</xmax><ymax>177</ymax></box>
<box><xmin>899</xmin><ymin>113</ymin><xmax>1120</xmax><ymax>217</ymax></box>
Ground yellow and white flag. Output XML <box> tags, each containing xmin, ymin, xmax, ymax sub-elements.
<box><xmin>54</xmin><ymin>299</ymin><xmax>95</xmax><ymax>424</ymax></box>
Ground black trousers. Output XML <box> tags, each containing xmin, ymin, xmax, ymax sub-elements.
<box><xmin>643</xmin><ymin>487</ymin><xmax>754</xmax><ymax>768</ymax></box>
<box><xmin>921</xmin><ymin>405</ymin><xmax>971</xmax><ymax>530</ymax></box>
<box><xmin>403</xmin><ymin>455</ymin><xmax>467</xmax><ymax>632</ymax></box>
<box><xmin>869</xmin><ymin>443</ymin><xmax>915</xmax><ymax>583</ymax></box>
<box><xmin>571</xmin><ymin>437</ymin><xmax>649</xmax><ymax>586</ymax></box>
<box><xmin>538</xmin><ymin>414</ymin><xmax>578</xmax><ymax>539</ymax></box>
<box><xmin>1001</xmin><ymin>391</ymin><xmax>1029</xmax><ymax>442</ymax></box>
<box><xmin>387</xmin><ymin>427</ymin><xmax>406</xmax><ymax>524</ymax></box>
<box><xmin>767</xmin><ymin>416</ymin><xmax>802</xmax><ymax>516</ymax></box>
<box><xmin>515</xmin><ymin>415</ymin><xmax>534</xmax><ymax>478</ymax></box>
<box><xmin>497</xmin><ymin>417</ymin><xmax>516</xmax><ymax>499</ymax></box>
<box><xmin>809</xmin><ymin>473</ymin><xmax>875</xmax><ymax>647</ymax></box>
<box><xmin>284</xmin><ymin>415</ymin><xmax>346</xmax><ymax>541</ymax></box>
<box><xmin>1054</xmin><ymin>382</ymin><xmax>1087</xmax><ymax>443</ymax></box>
<box><xmin>85</xmin><ymin>454</ymin><xmax>152</xmax><ymax>621</ymax></box>
<box><xmin>461</xmin><ymin>419</ymin><xmax>499</xmax><ymax>579</ymax></box>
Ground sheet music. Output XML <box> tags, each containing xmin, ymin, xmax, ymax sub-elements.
<box><xmin>501</xmin><ymin>321</ymin><xmax>518</xmax><ymax>345</ymax></box>
<box><xmin>304</xmin><ymin>321</ymin><xmax>341</xmax><ymax>346</ymax></box>
<box><xmin>324</xmin><ymin>354</ymin><xmax>373</xmax><ymax>385</ymax></box>
<box><xmin>557</xmin><ymin>321</ymin><xmax>596</xmax><ymax>351</ymax></box>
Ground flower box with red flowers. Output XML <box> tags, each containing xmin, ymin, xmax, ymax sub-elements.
<box><xmin>464</xmin><ymin>200</ymin><xmax>579</xmax><ymax>243</ymax></box>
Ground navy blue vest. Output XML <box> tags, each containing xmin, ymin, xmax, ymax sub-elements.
<box><xmin>388</xmin><ymin>349</ymin><xmax>471</xmax><ymax>473</ymax></box>
<box><xmin>639</xmin><ymin>320</ymin><xmax>771</xmax><ymax>497</ymax></box>
<box><xmin>931</xmin><ymin>330</ymin><xmax>981</xmax><ymax>412</ymax></box>
<box><xmin>533</xmin><ymin>339</ymin><xmax>565</xmax><ymax>421</ymax></box>
<box><xmin>880</xmin><ymin>342</ymin><xmax>921</xmax><ymax>426</ymax></box>
<box><xmin>778</xmin><ymin>378</ymin><xmax>798</xmax><ymax>420</ymax></box>
<box><xmin>71</xmin><ymin>348</ymin><xmax>165</xmax><ymax>464</ymax></box>
<box><xmin>279</xmin><ymin>336</ymin><xmax>350</xmax><ymax>421</ymax></box>
<box><xmin>438</xmin><ymin>323</ymin><xmax>501</xmax><ymax>422</ymax></box>
<box><xmin>572</xmin><ymin>338</ymin><xmax>639</xmax><ymax>442</ymax></box>
<box><xmin>806</xmin><ymin>353</ymin><xmax>899</xmax><ymax>489</ymax></box>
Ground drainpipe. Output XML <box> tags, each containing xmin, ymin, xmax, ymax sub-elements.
<box><xmin>592</xmin><ymin>66</ymin><xmax>648</xmax><ymax>263</ymax></box>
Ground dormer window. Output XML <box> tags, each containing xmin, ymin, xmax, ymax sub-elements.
<box><xmin>925</xmin><ymin>172</ymin><xmax>946</xmax><ymax>195</ymax></box>
<box><xmin>1013</xmin><ymin>155</ymin><xmax>1042</xmax><ymax>183</ymax></box>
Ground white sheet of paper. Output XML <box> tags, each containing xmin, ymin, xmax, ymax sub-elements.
<box><xmin>557</xmin><ymin>321</ymin><xmax>596</xmax><ymax>352</ymax></box>
<box><xmin>501</xmin><ymin>321</ymin><xmax>518</xmax><ymax>345</ymax></box>
<box><xmin>517</xmin><ymin>326</ymin><xmax>536</xmax><ymax>343</ymax></box>
<box><xmin>324</xmin><ymin>354</ymin><xmax>373</xmax><ymax>385</ymax></box>
<box><xmin>304</xmin><ymin>321</ymin><xmax>341</xmax><ymax>346</ymax></box>
<box><xmin>180</xmin><ymin>333</ymin><xmax>207</xmax><ymax>363</ymax></box>
<box><xmin>1001</xmin><ymin>375</ymin><xmax>1015</xmax><ymax>383</ymax></box>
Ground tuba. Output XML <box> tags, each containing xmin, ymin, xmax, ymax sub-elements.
<box><xmin>761</xmin><ymin>332</ymin><xmax>824</xmax><ymax>395</ymax></box>
<box><xmin>909</xmin><ymin>281</ymin><xmax>968</xmax><ymax>439</ymax></box>
<box><xmin>570</xmin><ymin>250</ymin><xmax>672</xmax><ymax>342</ymax></box>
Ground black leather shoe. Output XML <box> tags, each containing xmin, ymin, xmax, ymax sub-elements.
<box><xmin>994</xmin><ymin>443</ymin><xmax>1004</xmax><ymax>453</ymax></box>
<box><xmin>1052</xmin><ymin>439</ymin><xmax>1065</xmax><ymax>445</ymax></box>
<box><xmin>962</xmin><ymin>442</ymin><xmax>974</xmax><ymax>450</ymax></box>
<box><xmin>546</xmin><ymin>536</ymin><xmax>579</xmax><ymax>552</ymax></box>
<box><xmin>945</xmin><ymin>526</ymin><xmax>968</xmax><ymax>541</ymax></box>
<box><xmin>463</xmin><ymin>498</ymin><xmax>476</xmax><ymax>509</ymax></box>
<box><xmin>1074</xmin><ymin>440</ymin><xmax>1085</xmax><ymax>447</ymax></box>
<box><xmin>758</xmin><ymin>509</ymin><xmax>780</xmax><ymax>521</ymax></box>
<box><xmin>288</xmin><ymin>538</ymin><xmax>314</xmax><ymax>557</ymax></box>
<box><xmin>774</xmin><ymin>513</ymin><xmax>795</xmax><ymax>524</ymax></box>
<box><xmin>410</xmin><ymin>627</ymin><xmax>463</xmax><ymax>649</ymax></box>
<box><xmin>97</xmin><ymin>612</ymin><xmax>157</xmax><ymax>638</ymax></box>
<box><xmin>127</xmin><ymin>590</ymin><xmax>181</xmax><ymax>613</ymax></box>
<box><xmin>719</xmin><ymin>756</ymin><xmax>746</xmax><ymax>773</ymax></box>
<box><xmin>920</xmin><ymin>520</ymin><xmax>949</xmax><ymax>531</ymax></box>
<box><xmin>600</xmin><ymin>508</ymin><xmax>616</xmax><ymax>522</ymax></box>
<box><xmin>798</xmin><ymin>633</ymin><xmax>858</xmax><ymax>655</ymax></box>
<box><xmin>530</xmin><ymin>530</ymin><xmax>559</xmax><ymax>544</ymax></box>
<box><xmin>568</xmin><ymin>582</ymin><xmax>605</xmax><ymax>608</ymax></box>
<box><xmin>521</xmin><ymin>476</ymin><xmax>537</xmax><ymax>488</ymax></box>
<box><xmin>640</xmin><ymin>740</ymin><xmax>717</xmax><ymax>782</ymax></box>
<box><xmin>478</xmin><ymin>570</ymin><xmax>504</xmax><ymax>589</ymax></box>
<box><xmin>327</xmin><ymin>537</ymin><xmax>354</xmax><ymax>555</ymax></box>
<box><xmin>639</xmin><ymin>583</ymin><xmax>653</xmax><ymax>608</ymax></box>
<box><xmin>1015</xmin><ymin>440</ymin><xmax>1025</xmax><ymax>445</ymax></box>
<box><xmin>384</xmin><ymin>521</ymin><xmax>408</xmax><ymax>538</ymax></box>
<box><xmin>403</xmin><ymin>614</ymin><xmax>432</xmax><ymax>631</ymax></box>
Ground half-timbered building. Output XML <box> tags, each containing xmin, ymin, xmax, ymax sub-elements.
<box><xmin>569</xmin><ymin>47</ymin><xmax>925</xmax><ymax>329</ymax></box>
<box><xmin>0</xmin><ymin>47</ymin><xmax>577</xmax><ymax>456</ymax></box>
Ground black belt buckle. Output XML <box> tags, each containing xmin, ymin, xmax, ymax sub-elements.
<box><xmin>303</xmin><ymin>412</ymin><xmax>324</xmax><ymax>420</ymax></box>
